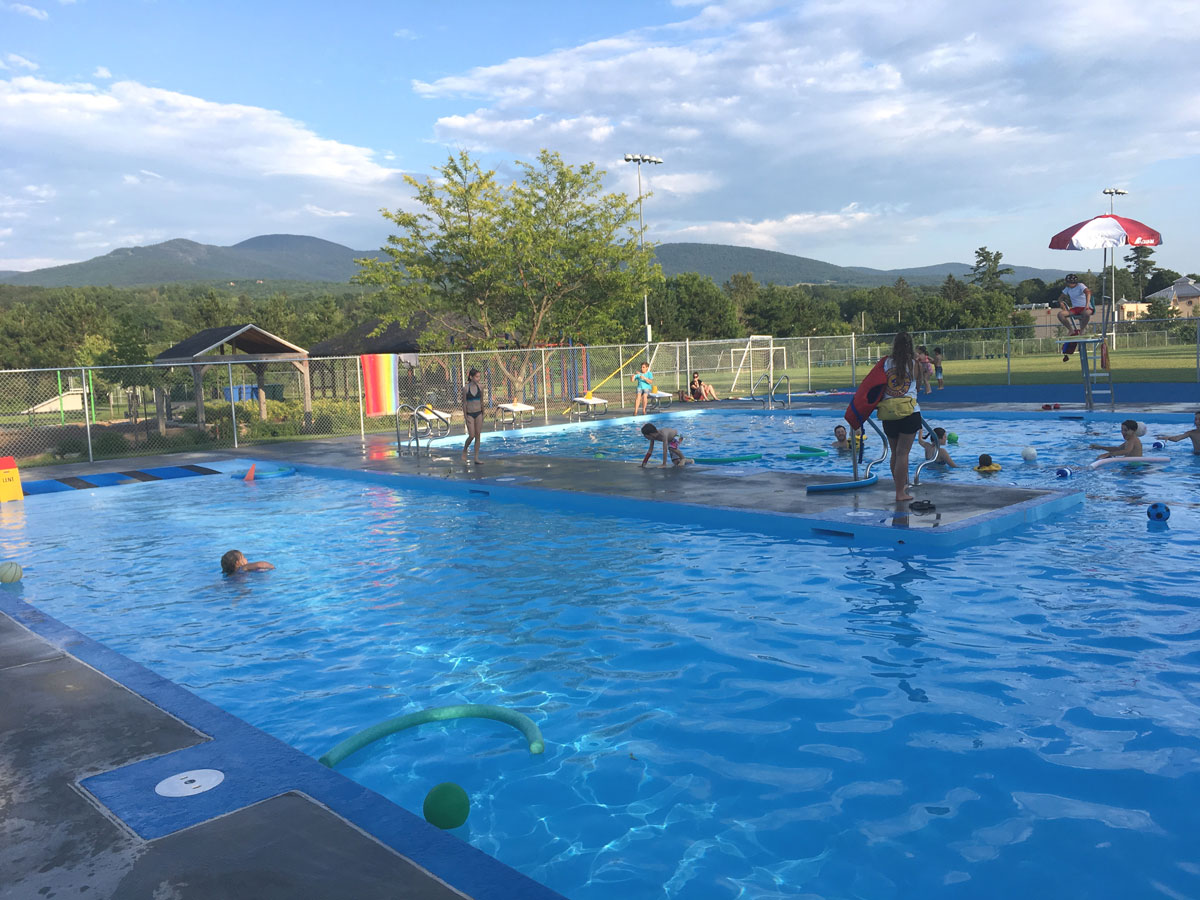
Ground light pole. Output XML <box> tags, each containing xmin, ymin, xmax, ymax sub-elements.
<box><xmin>623</xmin><ymin>153</ymin><xmax>663</xmax><ymax>346</ymax></box>
<box><xmin>1101</xmin><ymin>187</ymin><xmax>1129</xmax><ymax>316</ymax></box>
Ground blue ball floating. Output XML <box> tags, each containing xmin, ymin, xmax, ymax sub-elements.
<box><xmin>1147</xmin><ymin>502</ymin><xmax>1171</xmax><ymax>522</ymax></box>
<box><xmin>1151</xmin><ymin>440</ymin><xmax>1165</xmax><ymax>451</ymax></box>
<box><xmin>1055</xmin><ymin>467</ymin><xmax>1073</xmax><ymax>478</ymax></box>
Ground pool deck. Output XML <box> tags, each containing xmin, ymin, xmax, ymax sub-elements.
<box><xmin>4</xmin><ymin>402</ymin><xmax>1170</xmax><ymax>898</ymax></box>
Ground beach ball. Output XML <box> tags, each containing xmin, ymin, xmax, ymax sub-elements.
<box><xmin>947</xmin><ymin>433</ymin><xmax>959</xmax><ymax>444</ymax></box>
<box><xmin>1136</xmin><ymin>422</ymin><xmax>1147</xmax><ymax>436</ymax></box>
<box><xmin>1152</xmin><ymin>441</ymin><xmax>1165</xmax><ymax>451</ymax></box>
<box><xmin>1055</xmin><ymin>467</ymin><xmax>1073</xmax><ymax>478</ymax></box>
<box><xmin>1021</xmin><ymin>447</ymin><xmax>1037</xmax><ymax>462</ymax></box>
<box><xmin>0</xmin><ymin>561</ymin><xmax>22</xmax><ymax>583</ymax></box>
<box><xmin>1147</xmin><ymin>503</ymin><xmax>1171</xmax><ymax>522</ymax></box>
<box><xmin>423</xmin><ymin>782</ymin><xmax>470</xmax><ymax>829</ymax></box>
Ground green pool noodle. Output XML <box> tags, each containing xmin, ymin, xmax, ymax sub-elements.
<box><xmin>319</xmin><ymin>704</ymin><xmax>545</xmax><ymax>768</ymax></box>
<box><xmin>785</xmin><ymin>445</ymin><xmax>829</xmax><ymax>459</ymax></box>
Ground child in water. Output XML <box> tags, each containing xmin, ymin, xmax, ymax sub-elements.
<box><xmin>1157</xmin><ymin>411</ymin><xmax>1200</xmax><ymax>454</ymax></box>
<box><xmin>918</xmin><ymin>427</ymin><xmax>957</xmax><ymax>466</ymax></box>
<box><xmin>221</xmin><ymin>550</ymin><xmax>274</xmax><ymax>575</ymax></box>
<box><xmin>1090</xmin><ymin>420</ymin><xmax>1143</xmax><ymax>460</ymax></box>
<box><xmin>640</xmin><ymin>422</ymin><xmax>687</xmax><ymax>467</ymax></box>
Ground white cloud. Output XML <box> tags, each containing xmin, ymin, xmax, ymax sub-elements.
<box><xmin>0</xmin><ymin>226</ymin><xmax>13</xmax><ymax>237</ymax></box>
<box><xmin>407</xmin><ymin>0</ymin><xmax>1200</xmax><ymax>268</ymax></box>
<box><xmin>670</xmin><ymin>204</ymin><xmax>877</xmax><ymax>250</ymax></box>
<box><xmin>23</xmin><ymin>183</ymin><xmax>55</xmax><ymax>199</ymax></box>
<box><xmin>0</xmin><ymin>256</ymin><xmax>75</xmax><ymax>270</ymax></box>
<box><xmin>2</xmin><ymin>53</ymin><xmax>38</xmax><ymax>71</ymax></box>
<box><xmin>304</xmin><ymin>204</ymin><xmax>353</xmax><ymax>217</ymax></box>
<box><xmin>393</xmin><ymin>28</ymin><xmax>417</xmax><ymax>40</ymax></box>
<box><xmin>9</xmin><ymin>3</ymin><xmax>48</xmax><ymax>20</ymax></box>
<box><xmin>0</xmin><ymin>77</ymin><xmax>400</xmax><ymax>184</ymax></box>
<box><xmin>93</xmin><ymin>66</ymin><xmax>112</xmax><ymax>79</ymax></box>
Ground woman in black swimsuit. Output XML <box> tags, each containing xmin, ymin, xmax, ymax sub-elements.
<box><xmin>462</xmin><ymin>368</ymin><xmax>485</xmax><ymax>465</ymax></box>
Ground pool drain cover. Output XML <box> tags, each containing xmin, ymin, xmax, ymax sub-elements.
<box><xmin>154</xmin><ymin>769</ymin><xmax>225</xmax><ymax>797</ymax></box>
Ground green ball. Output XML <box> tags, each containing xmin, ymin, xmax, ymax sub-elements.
<box><xmin>423</xmin><ymin>782</ymin><xmax>469</xmax><ymax>829</ymax></box>
<box><xmin>0</xmin><ymin>561</ymin><xmax>22</xmax><ymax>583</ymax></box>
<box><xmin>947</xmin><ymin>433</ymin><xmax>958</xmax><ymax>444</ymax></box>
<box><xmin>593</xmin><ymin>452</ymin><xmax>604</xmax><ymax>458</ymax></box>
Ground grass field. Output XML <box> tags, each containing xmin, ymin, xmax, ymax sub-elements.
<box><xmin>673</xmin><ymin>345</ymin><xmax>1199</xmax><ymax>395</ymax></box>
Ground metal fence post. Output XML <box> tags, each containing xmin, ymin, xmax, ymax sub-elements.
<box><xmin>685</xmin><ymin>339</ymin><xmax>691</xmax><ymax>384</ymax></box>
<box><xmin>850</xmin><ymin>333</ymin><xmax>857</xmax><ymax>387</ymax></box>
<box><xmin>80</xmin><ymin>366</ymin><xmax>93</xmax><ymax>462</ymax></box>
<box><xmin>356</xmin><ymin>356</ymin><xmax>366</xmax><ymax>445</ymax></box>
<box><xmin>1195</xmin><ymin>316</ymin><xmax>1199</xmax><ymax>383</ymax></box>
<box><xmin>541</xmin><ymin>348</ymin><xmax>549</xmax><ymax>420</ymax></box>
<box><xmin>1006</xmin><ymin>326</ymin><xmax>1012</xmax><ymax>386</ymax></box>
<box><xmin>806</xmin><ymin>337</ymin><xmax>811</xmax><ymax>392</ymax></box>
<box><xmin>227</xmin><ymin>363</ymin><xmax>239</xmax><ymax>449</ymax></box>
<box><xmin>618</xmin><ymin>346</ymin><xmax>626</xmax><ymax>407</ymax></box>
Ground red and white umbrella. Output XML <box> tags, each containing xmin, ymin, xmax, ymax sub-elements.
<box><xmin>1049</xmin><ymin>214</ymin><xmax>1162</xmax><ymax>250</ymax></box>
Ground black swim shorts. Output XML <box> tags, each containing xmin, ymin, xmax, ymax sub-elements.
<box><xmin>881</xmin><ymin>411</ymin><xmax>922</xmax><ymax>440</ymax></box>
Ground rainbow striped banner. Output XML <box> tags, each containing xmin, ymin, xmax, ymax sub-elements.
<box><xmin>361</xmin><ymin>354</ymin><xmax>399</xmax><ymax>417</ymax></box>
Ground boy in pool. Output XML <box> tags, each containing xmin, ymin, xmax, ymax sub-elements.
<box><xmin>1090</xmin><ymin>419</ymin><xmax>1143</xmax><ymax>460</ymax></box>
<box><xmin>631</xmin><ymin>362</ymin><xmax>654</xmax><ymax>416</ymax></box>
<box><xmin>933</xmin><ymin>347</ymin><xmax>944</xmax><ymax>389</ymax></box>
<box><xmin>917</xmin><ymin>427</ymin><xmax>957</xmax><ymax>466</ymax></box>
<box><xmin>640</xmin><ymin>422</ymin><xmax>687</xmax><ymax>467</ymax></box>
<box><xmin>1156</xmin><ymin>411</ymin><xmax>1200</xmax><ymax>454</ymax></box>
<box><xmin>221</xmin><ymin>550</ymin><xmax>274</xmax><ymax>575</ymax></box>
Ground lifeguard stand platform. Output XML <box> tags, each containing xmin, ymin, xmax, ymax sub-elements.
<box><xmin>1060</xmin><ymin>292</ymin><xmax>1115</xmax><ymax>412</ymax></box>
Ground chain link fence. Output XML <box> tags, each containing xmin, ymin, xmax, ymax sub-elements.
<box><xmin>3</xmin><ymin>318</ymin><xmax>1196</xmax><ymax>468</ymax></box>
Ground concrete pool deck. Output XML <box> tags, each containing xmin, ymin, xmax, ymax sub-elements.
<box><xmin>4</xmin><ymin>402</ymin><xmax>1179</xmax><ymax>897</ymax></box>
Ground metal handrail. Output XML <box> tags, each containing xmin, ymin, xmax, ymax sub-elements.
<box><xmin>913</xmin><ymin>416</ymin><xmax>940</xmax><ymax>484</ymax></box>
<box><xmin>394</xmin><ymin>403</ymin><xmax>422</xmax><ymax>456</ymax></box>
<box><xmin>749</xmin><ymin>372</ymin><xmax>772</xmax><ymax>408</ymax></box>
<box><xmin>769</xmin><ymin>374</ymin><xmax>791</xmax><ymax>409</ymax></box>
<box><xmin>863</xmin><ymin>417</ymin><xmax>889</xmax><ymax>478</ymax></box>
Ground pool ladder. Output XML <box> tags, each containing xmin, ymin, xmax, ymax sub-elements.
<box><xmin>749</xmin><ymin>373</ymin><xmax>791</xmax><ymax>409</ymax></box>
<box><xmin>395</xmin><ymin>403</ymin><xmax>452</xmax><ymax>458</ymax></box>
<box><xmin>855</xmin><ymin>415</ymin><xmax>941</xmax><ymax>485</ymax></box>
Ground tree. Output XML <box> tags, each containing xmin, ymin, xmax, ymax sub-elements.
<box><xmin>722</xmin><ymin>272</ymin><xmax>758</xmax><ymax>328</ymax></box>
<box><xmin>940</xmin><ymin>274</ymin><xmax>969</xmax><ymax>305</ymax></box>
<box><xmin>1145</xmin><ymin>269</ymin><xmax>1182</xmax><ymax>296</ymax></box>
<box><xmin>648</xmin><ymin>273</ymin><xmax>741</xmax><ymax>341</ymax></box>
<box><xmin>355</xmin><ymin>150</ymin><xmax>654</xmax><ymax>357</ymax></box>
<box><xmin>1124</xmin><ymin>245</ymin><xmax>1155</xmax><ymax>300</ymax></box>
<box><xmin>970</xmin><ymin>247</ymin><xmax>1014</xmax><ymax>292</ymax></box>
<box><xmin>1141</xmin><ymin>296</ymin><xmax>1179</xmax><ymax>322</ymax></box>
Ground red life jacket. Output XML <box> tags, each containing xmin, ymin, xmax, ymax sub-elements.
<box><xmin>844</xmin><ymin>357</ymin><xmax>890</xmax><ymax>429</ymax></box>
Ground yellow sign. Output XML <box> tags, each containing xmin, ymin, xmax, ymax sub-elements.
<box><xmin>0</xmin><ymin>456</ymin><xmax>23</xmax><ymax>503</ymax></box>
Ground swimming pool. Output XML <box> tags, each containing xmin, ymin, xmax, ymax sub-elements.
<box><xmin>4</xmin><ymin>412</ymin><xmax>1200</xmax><ymax>900</ymax></box>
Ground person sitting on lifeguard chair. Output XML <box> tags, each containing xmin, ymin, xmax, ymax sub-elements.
<box><xmin>1056</xmin><ymin>274</ymin><xmax>1092</xmax><ymax>335</ymax></box>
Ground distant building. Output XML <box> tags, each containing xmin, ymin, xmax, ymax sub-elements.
<box><xmin>1143</xmin><ymin>277</ymin><xmax>1200</xmax><ymax>317</ymax></box>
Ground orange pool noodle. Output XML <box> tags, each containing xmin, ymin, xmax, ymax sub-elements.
<box><xmin>244</xmin><ymin>464</ymin><xmax>256</xmax><ymax>482</ymax></box>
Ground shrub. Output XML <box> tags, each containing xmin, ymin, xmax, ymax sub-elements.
<box><xmin>91</xmin><ymin>430</ymin><xmax>130</xmax><ymax>457</ymax></box>
<box><xmin>54</xmin><ymin>436</ymin><xmax>87</xmax><ymax>458</ymax></box>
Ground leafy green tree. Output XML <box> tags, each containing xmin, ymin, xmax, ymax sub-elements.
<box><xmin>190</xmin><ymin>290</ymin><xmax>236</xmax><ymax>330</ymax></box>
<box><xmin>722</xmin><ymin>272</ymin><xmax>759</xmax><ymax>328</ymax></box>
<box><xmin>1124</xmin><ymin>246</ymin><xmax>1156</xmax><ymax>300</ymax></box>
<box><xmin>970</xmin><ymin>247</ymin><xmax>1014</xmax><ymax>292</ymax></box>
<box><xmin>648</xmin><ymin>273</ymin><xmax>741</xmax><ymax>341</ymax></box>
<box><xmin>1145</xmin><ymin>269</ymin><xmax>1182</xmax><ymax>296</ymax></box>
<box><xmin>940</xmin><ymin>274</ymin><xmax>969</xmax><ymax>305</ymax></box>
<box><xmin>356</xmin><ymin>150</ymin><xmax>653</xmax><ymax>361</ymax></box>
<box><xmin>1141</xmin><ymin>296</ymin><xmax>1179</xmax><ymax>322</ymax></box>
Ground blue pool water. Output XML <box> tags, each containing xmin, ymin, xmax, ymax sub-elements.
<box><xmin>4</xmin><ymin>411</ymin><xmax>1200</xmax><ymax>900</ymax></box>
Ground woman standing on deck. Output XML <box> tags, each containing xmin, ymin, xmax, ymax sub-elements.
<box><xmin>877</xmin><ymin>332</ymin><xmax>922</xmax><ymax>502</ymax></box>
<box><xmin>462</xmin><ymin>368</ymin><xmax>485</xmax><ymax>465</ymax></box>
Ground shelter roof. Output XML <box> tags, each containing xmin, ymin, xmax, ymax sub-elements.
<box><xmin>1145</xmin><ymin>277</ymin><xmax>1200</xmax><ymax>301</ymax></box>
<box><xmin>154</xmin><ymin>324</ymin><xmax>307</xmax><ymax>365</ymax></box>
<box><xmin>308</xmin><ymin>318</ymin><xmax>421</xmax><ymax>357</ymax></box>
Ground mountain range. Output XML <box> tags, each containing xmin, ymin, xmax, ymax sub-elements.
<box><xmin>0</xmin><ymin>234</ymin><xmax>1073</xmax><ymax>289</ymax></box>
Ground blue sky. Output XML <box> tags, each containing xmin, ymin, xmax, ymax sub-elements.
<box><xmin>2</xmin><ymin>0</ymin><xmax>1197</xmax><ymax>278</ymax></box>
